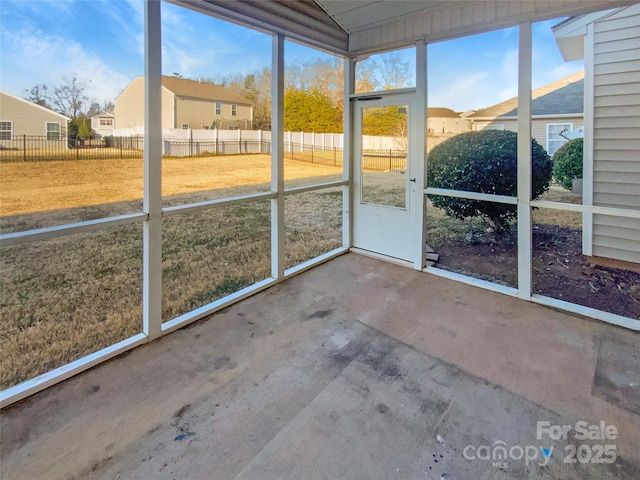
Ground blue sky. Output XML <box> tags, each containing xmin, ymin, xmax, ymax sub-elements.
<box><xmin>0</xmin><ymin>0</ymin><xmax>584</xmax><ymax>112</ymax></box>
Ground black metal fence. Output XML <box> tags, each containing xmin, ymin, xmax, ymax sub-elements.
<box><xmin>0</xmin><ymin>135</ymin><xmax>144</xmax><ymax>162</ymax></box>
<box><xmin>0</xmin><ymin>135</ymin><xmax>406</xmax><ymax>172</ymax></box>
<box><xmin>287</xmin><ymin>142</ymin><xmax>342</xmax><ymax>167</ymax></box>
<box><xmin>362</xmin><ymin>149</ymin><xmax>407</xmax><ymax>171</ymax></box>
<box><xmin>163</xmin><ymin>139</ymin><xmax>270</xmax><ymax>157</ymax></box>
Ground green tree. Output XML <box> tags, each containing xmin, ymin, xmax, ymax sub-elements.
<box><xmin>427</xmin><ymin>130</ymin><xmax>552</xmax><ymax>234</ymax></box>
<box><xmin>68</xmin><ymin>115</ymin><xmax>94</xmax><ymax>140</ymax></box>
<box><xmin>552</xmin><ymin>138</ymin><xmax>583</xmax><ymax>190</ymax></box>
<box><xmin>284</xmin><ymin>89</ymin><xmax>341</xmax><ymax>133</ymax></box>
<box><xmin>77</xmin><ymin>118</ymin><xmax>93</xmax><ymax>140</ymax></box>
<box><xmin>362</xmin><ymin>106</ymin><xmax>406</xmax><ymax>136</ymax></box>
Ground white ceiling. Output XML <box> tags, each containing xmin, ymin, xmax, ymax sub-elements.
<box><xmin>316</xmin><ymin>1</ymin><xmax>465</xmax><ymax>33</ymax></box>
<box><xmin>170</xmin><ymin>0</ymin><xmax>636</xmax><ymax>56</ymax></box>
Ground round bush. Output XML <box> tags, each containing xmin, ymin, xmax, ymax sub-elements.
<box><xmin>552</xmin><ymin>137</ymin><xmax>583</xmax><ymax>190</ymax></box>
<box><xmin>427</xmin><ymin>130</ymin><xmax>552</xmax><ymax>233</ymax></box>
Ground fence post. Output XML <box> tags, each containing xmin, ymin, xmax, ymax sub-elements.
<box><xmin>389</xmin><ymin>149</ymin><xmax>392</xmax><ymax>171</ymax></box>
<box><xmin>23</xmin><ymin>135</ymin><xmax>27</xmax><ymax>162</ymax></box>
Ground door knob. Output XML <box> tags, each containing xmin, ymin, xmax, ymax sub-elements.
<box><xmin>410</xmin><ymin>178</ymin><xmax>416</xmax><ymax>183</ymax></box>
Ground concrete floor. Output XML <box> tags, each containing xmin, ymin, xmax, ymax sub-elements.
<box><xmin>1</xmin><ymin>253</ymin><xmax>639</xmax><ymax>480</ymax></box>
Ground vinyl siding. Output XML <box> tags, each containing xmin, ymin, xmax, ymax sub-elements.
<box><xmin>348</xmin><ymin>0</ymin><xmax>627</xmax><ymax>55</ymax></box>
<box><xmin>115</xmin><ymin>77</ymin><xmax>252</xmax><ymax>130</ymax></box>
<box><xmin>471</xmin><ymin>117</ymin><xmax>583</xmax><ymax>155</ymax></box>
<box><xmin>0</xmin><ymin>91</ymin><xmax>69</xmax><ymax>137</ymax></box>
<box><xmin>115</xmin><ymin>77</ymin><xmax>175</xmax><ymax>129</ymax></box>
<box><xmin>591</xmin><ymin>5</ymin><xmax>640</xmax><ymax>264</ymax></box>
<box><xmin>174</xmin><ymin>96</ymin><xmax>252</xmax><ymax>130</ymax></box>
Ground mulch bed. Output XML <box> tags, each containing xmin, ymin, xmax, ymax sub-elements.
<box><xmin>432</xmin><ymin>224</ymin><xmax>640</xmax><ymax>320</ymax></box>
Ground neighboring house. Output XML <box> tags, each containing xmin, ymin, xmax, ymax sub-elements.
<box><xmin>427</xmin><ymin>108</ymin><xmax>470</xmax><ymax>135</ymax></box>
<box><xmin>468</xmin><ymin>72</ymin><xmax>585</xmax><ymax>156</ymax></box>
<box><xmin>91</xmin><ymin>112</ymin><xmax>115</xmax><ymax>139</ymax></box>
<box><xmin>0</xmin><ymin>90</ymin><xmax>70</xmax><ymax>143</ymax></box>
<box><xmin>115</xmin><ymin>76</ymin><xmax>253</xmax><ymax>131</ymax></box>
<box><xmin>553</xmin><ymin>4</ymin><xmax>640</xmax><ymax>267</ymax></box>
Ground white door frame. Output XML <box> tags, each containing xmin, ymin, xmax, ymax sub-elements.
<box><xmin>351</xmin><ymin>90</ymin><xmax>422</xmax><ymax>265</ymax></box>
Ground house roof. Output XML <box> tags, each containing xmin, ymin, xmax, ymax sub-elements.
<box><xmin>160</xmin><ymin>76</ymin><xmax>252</xmax><ymax>105</ymax></box>
<box><xmin>468</xmin><ymin>71</ymin><xmax>585</xmax><ymax>119</ymax></box>
<box><xmin>553</xmin><ymin>5</ymin><xmax>631</xmax><ymax>61</ymax></box>
<box><xmin>0</xmin><ymin>90</ymin><xmax>71</xmax><ymax>121</ymax></box>
<box><xmin>427</xmin><ymin>108</ymin><xmax>459</xmax><ymax>118</ymax></box>
<box><xmin>91</xmin><ymin>112</ymin><xmax>115</xmax><ymax>119</ymax></box>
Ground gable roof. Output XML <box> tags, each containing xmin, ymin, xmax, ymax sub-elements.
<box><xmin>553</xmin><ymin>5</ymin><xmax>637</xmax><ymax>61</ymax></box>
<box><xmin>468</xmin><ymin>71</ymin><xmax>585</xmax><ymax>119</ymax></box>
<box><xmin>0</xmin><ymin>90</ymin><xmax>71</xmax><ymax>121</ymax></box>
<box><xmin>160</xmin><ymin>76</ymin><xmax>252</xmax><ymax>105</ymax></box>
<box><xmin>91</xmin><ymin>112</ymin><xmax>115</xmax><ymax>119</ymax></box>
<box><xmin>427</xmin><ymin>108</ymin><xmax>459</xmax><ymax>118</ymax></box>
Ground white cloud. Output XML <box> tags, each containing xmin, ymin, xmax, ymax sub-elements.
<box><xmin>501</xmin><ymin>48</ymin><xmax>519</xmax><ymax>79</ymax></box>
<box><xmin>159</xmin><ymin>2</ymin><xmax>271</xmax><ymax>80</ymax></box>
<box><xmin>1</xmin><ymin>22</ymin><xmax>130</xmax><ymax>104</ymax></box>
<box><xmin>542</xmin><ymin>62</ymin><xmax>584</xmax><ymax>85</ymax></box>
<box><xmin>429</xmin><ymin>72</ymin><xmax>494</xmax><ymax>111</ymax></box>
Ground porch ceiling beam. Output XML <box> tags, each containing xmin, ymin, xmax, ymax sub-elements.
<box><xmin>166</xmin><ymin>0</ymin><xmax>349</xmax><ymax>55</ymax></box>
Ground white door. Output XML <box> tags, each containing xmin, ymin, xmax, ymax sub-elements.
<box><xmin>353</xmin><ymin>93</ymin><xmax>419</xmax><ymax>263</ymax></box>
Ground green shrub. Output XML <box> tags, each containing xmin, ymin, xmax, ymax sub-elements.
<box><xmin>427</xmin><ymin>130</ymin><xmax>552</xmax><ymax>234</ymax></box>
<box><xmin>552</xmin><ymin>138</ymin><xmax>583</xmax><ymax>190</ymax></box>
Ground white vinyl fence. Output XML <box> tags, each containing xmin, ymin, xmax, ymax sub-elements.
<box><xmin>111</xmin><ymin>127</ymin><xmax>402</xmax><ymax>157</ymax></box>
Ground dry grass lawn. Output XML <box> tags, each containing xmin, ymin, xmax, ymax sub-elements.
<box><xmin>0</xmin><ymin>154</ymin><xmax>343</xmax><ymax>218</ymax></box>
<box><xmin>0</xmin><ymin>155</ymin><xmax>343</xmax><ymax>389</ymax></box>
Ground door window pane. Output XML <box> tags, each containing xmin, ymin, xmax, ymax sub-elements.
<box><xmin>361</xmin><ymin>104</ymin><xmax>408</xmax><ymax>208</ymax></box>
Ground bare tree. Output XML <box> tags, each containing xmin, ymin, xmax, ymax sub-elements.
<box><xmin>52</xmin><ymin>75</ymin><xmax>90</xmax><ymax>119</ymax></box>
<box><xmin>24</xmin><ymin>84</ymin><xmax>50</xmax><ymax>108</ymax></box>
<box><xmin>252</xmin><ymin>68</ymin><xmax>272</xmax><ymax>130</ymax></box>
<box><xmin>377</xmin><ymin>53</ymin><xmax>410</xmax><ymax>90</ymax></box>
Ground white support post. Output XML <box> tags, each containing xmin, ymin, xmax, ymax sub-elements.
<box><xmin>413</xmin><ymin>39</ymin><xmax>427</xmax><ymax>270</ymax></box>
<box><xmin>582</xmin><ymin>23</ymin><xmax>595</xmax><ymax>256</ymax></box>
<box><xmin>271</xmin><ymin>33</ymin><xmax>285</xmax><ymax>279</ymax></box>
<box><xmin>517</xmin><ymin>23</ymin><xmax>533</xmax><ymax>300</ymax></box>
<box><xmin>143</xmin><ymin>0</ymin><xmax>163</xmax><ymax>340</ymax></box>
<box><xmin>342</xmin><ymin>57</ymin><xmax>355</xmax><ymax>248</ymax></box>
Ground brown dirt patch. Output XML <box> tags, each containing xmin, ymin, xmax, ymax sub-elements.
<box><xmin>432</xmin><ymin>224</ymin><xmax>640</xmax><ymax>319</ymax></box>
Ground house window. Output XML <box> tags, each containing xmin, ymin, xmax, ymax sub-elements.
<box><xmin>0</xmin><ymin>121</ymin><xmax>12</xmax><ymax>140</ymax></box>
<box><xmin>46</xmin><ymin>122</ymin><xmax>61</xmax><ymax>140</ymax></box>
<box><xmin>182</xmin><ymin>123</ymin><xmax>189</xmax><ymax>129</ymax></box>
<box><xmin>228</xmin><ymin>126</ymin><xmax>239</xmax><ymax>130</ymax></box>
<box><xmin>231</xmin><ymin>104</ymin><xmax>237</xmax><ymax>116</ymax></box>
<box><xmin>476</xmin><ymin>124</ymin><xmax>504</xmax><ymax>131</ymax></box>
<box><xmin>215</xmin><ymin>102</ymin><xmax>221</xmax><ymax>115</ymax></box>
<box><xmin>100</xmin><ymin>118</ymin><xmax>113</xmax><ymax>127</ymax></box>
<box><xmin>547</xmin><ymin>123</ymin><xmax>572</xmax><ymax>156</ymax></box>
